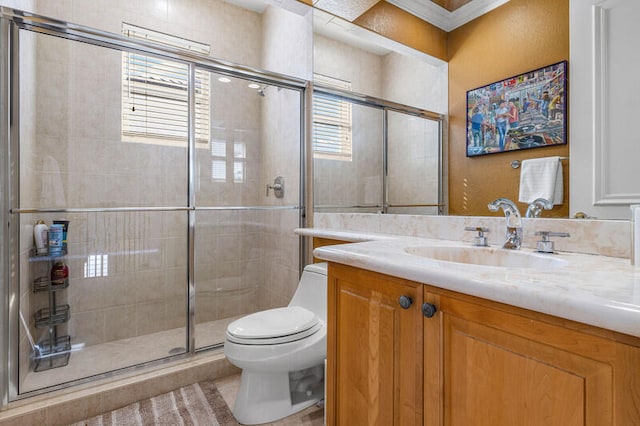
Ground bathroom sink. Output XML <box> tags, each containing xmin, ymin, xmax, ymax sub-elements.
<box><xmin>404</xmin><ymin>245</ymin><xmax>566</xmax><ymax>269</ymax></box>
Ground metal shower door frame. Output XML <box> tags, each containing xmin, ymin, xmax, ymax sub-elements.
<box><xmin>0</xmin><ymin>6</ymin><xmax>308</xmax><ymax>401</ymax></box>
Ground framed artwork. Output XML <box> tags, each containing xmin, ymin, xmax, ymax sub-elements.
<box><xmin>466</xmin><ymin>61</ymin><xmax>567</xmax><ymax>157</ymax></box>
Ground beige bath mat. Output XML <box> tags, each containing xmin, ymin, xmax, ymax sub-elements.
<box><xmin>70</xmin><ymin>380</ymin><xmax>239</xmax><ymax>426</ymax></box>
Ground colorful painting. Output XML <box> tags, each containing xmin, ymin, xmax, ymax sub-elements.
<box><xmin>466</xmin><ymin>61</ymin><xmax>567</xmax><ymax>157</ymax></box>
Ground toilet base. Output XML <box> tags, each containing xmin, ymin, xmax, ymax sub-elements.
<box><xmin>232</xmin><ymin>368</ymin><xmax>324</xmax><ymax>425</ymax></box>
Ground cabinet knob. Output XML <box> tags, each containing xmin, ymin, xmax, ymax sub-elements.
<box><xmin>398</xmin><ymin>295</ymin><xmax>413</xmax><ymax>309</ymax></box>
<box><xmin>422</xmin><ymin>302</ymin><xmax>437</xmax><ymax>318</ymax></box>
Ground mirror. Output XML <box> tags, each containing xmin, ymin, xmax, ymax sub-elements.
<box><xmin>312</xmin><ymin>9</ymin><xmax>448</xmax><ymax>215</ymax></box>
<box><xmin>312</xmin><ymin>3</ymin><xmax>610</xmax><ymax>220</ymax></box>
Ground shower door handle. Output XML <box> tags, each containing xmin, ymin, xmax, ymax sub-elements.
<box><xmin>266</xmin><ymin>176</ymin><xmax>285</xmax><ymax>198</ymax></box>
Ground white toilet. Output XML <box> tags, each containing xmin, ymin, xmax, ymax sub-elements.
<box><xmin>224</xmin><ymin>262</ymin><xmax>328</xmax><ymax>425</ymax></box>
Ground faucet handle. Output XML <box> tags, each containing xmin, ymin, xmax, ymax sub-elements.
<box><xmin>534</xmin><ymin>231</ymin><xmax>570</xmax><ymax>253</ymax></box>
<box><xmin>464</xmin><ymin>227</ymin><xmax>489</xmax><ymax>247</ymax></box>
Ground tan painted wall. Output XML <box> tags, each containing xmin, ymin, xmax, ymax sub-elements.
<box><xmin>448</xmin><ymin>0</ymin><xmax>570</xmax><ymax>217</ymax></box>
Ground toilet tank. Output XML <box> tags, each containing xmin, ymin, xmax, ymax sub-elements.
<box><xmin>288</xmin><ymin>263</ymin><xmax>328</xmax><ymax>322</ymax></box>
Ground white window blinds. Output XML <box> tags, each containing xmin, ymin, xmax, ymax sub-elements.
<box><xmin>313</xmin><ymin>74</ymin><xmax>352</xmax><ymax>161</ymax></box>
<box><xmin>122</xmin><ymin>23</ymin><xmax>210</xmax><ymax>147</ymax></box>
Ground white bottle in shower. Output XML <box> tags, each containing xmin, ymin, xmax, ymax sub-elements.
<box><xmin>34</xmin><ymin>220</ymin><xmax>48</xmax><ymax>255</ymax></box>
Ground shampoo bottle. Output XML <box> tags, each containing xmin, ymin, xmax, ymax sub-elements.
<box><xmin>48</xmin><ymin>224</ymin><xmax>64</xmax><ymax>257</ymax></box>
<box><xmin>34</xmin><ymin>220</ymin><xmax>49</xmax><ymax>255</ymax></box>
<box><xmin>51</xmin><ymin>261</ymin><xmax>69</xmax><ymax>286</ymax></box>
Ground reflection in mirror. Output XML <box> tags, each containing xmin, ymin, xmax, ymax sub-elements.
<box><xmin>313</xmin><ymin>9</ymin><xmax>447</xmax><ymax>111</ymax></box>
<box><xmin>313</xmin><ymin>99</ymin><xmax>384</xmax><ymax>213</ymax></box>
<box><xmin>312</xmin><ymin>9</ymin><xmax>447</xmax><ymax>215</ymax></box>
<box><xmin>387</xmin><ymin>112</ymin><xmax>442</xmax><ymax>215</ymax></box>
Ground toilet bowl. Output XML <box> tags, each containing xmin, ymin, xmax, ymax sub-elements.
<box><xmin>224</xmin><ymin>262</ymin><xmax>328</xmax><ymax>425</ymax></box>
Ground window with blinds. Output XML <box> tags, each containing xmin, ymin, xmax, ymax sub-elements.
<box><xmin>122</xmin><ymin>23</ymin><xmax>210</xmax><ymax>147</ymax></box>
<box><xmin>313</xmin><ymin>74</ymin><xmax>352</xmax><ymax>161</ymax></box>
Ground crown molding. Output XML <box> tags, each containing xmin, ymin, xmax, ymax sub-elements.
<box><xmin>387</xmin><ymin>0</ymin><xmax>510</xmax><ymax>32</ymax></box>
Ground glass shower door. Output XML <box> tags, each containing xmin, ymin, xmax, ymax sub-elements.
<box><xmin>193</xmin><ymin>71</ymin><xmax>303</xmax><ymax>350</ymax></box>
<box><xmin>313</xmin><ymin>100</ymin><xmax>384</xmax><ymax>213</ymax></box>
<box><xmin>386</xmin><ymin>111</ymin><xmax>442</xmax><ymax>215</ymax></box>
<box><xmin>13</xmin><ymin>28</ymin><xmax>190</xmax><ymax>395</ymax></box>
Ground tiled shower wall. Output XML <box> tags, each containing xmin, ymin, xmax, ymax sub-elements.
<box><xmin>386</xmin><ymin>113</ymin><xmax>441</xmax><ymax>215</ymax></box>
<box><xmin>383</xmin><ymin>51</ymin><xmax>447</xmax><ymax>215</ymax></box>
<box><xmin>194</xmin><ymin>209</ymin><xmax>300</xmax><ymax>324</ymax></box>
<box><xmin>313</xmin><ymin>35</ymin><xmax>384</xmax><ymax>211</ymax></box>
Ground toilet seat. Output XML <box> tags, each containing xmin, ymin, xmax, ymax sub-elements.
<box><xmin>226</xmin><ymin>306</ymin><xmax>322</xmax><ymax>345</ymax></box>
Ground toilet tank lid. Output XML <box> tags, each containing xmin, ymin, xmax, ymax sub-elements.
<box><xmin>304</xmin><ymin>262</ymin><xmax>327</xmax><ymax>275</ymax></box>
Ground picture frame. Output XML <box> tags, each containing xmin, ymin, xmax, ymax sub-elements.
<box><xmin>466</xmin><ymin>61</ymin><xmax>567</xmax><ymax>157</ymax></box>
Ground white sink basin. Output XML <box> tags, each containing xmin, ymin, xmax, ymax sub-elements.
<box><xmin>404</xmin><ymin>245</ymin><xmax>566</xmax><ymax>269</ymax></box>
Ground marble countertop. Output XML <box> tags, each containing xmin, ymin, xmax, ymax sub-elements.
<box><xmin>298</xmin><ymin>228</ymin><xmax>640</xmax><ymax>339</ymax></box>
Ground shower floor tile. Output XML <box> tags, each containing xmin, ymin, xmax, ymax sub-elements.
<box><xmin>20</xmin><ymin>317</ymin><xmax>241</xmax><ymax>394</ymax></box>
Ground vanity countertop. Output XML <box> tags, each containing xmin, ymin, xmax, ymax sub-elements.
<box><xmin>298</xmin><ymin>228</ymin><xmax>640</xmax><ymax>339</ymax></box>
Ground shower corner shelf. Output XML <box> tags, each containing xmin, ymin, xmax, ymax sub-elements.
<box><xmin>29</xmin><ymin>248</ymin><xmax>68</xmax><ymax>262</ymax></box>
<box><xmin>33</xmin><ymin>276</ymin><xmax>69</xmax><ymax>293</ymax></box>
<box><xmin>29</xmin><ymin>245</ymin><xmax>72</xmax><ymax>372</ymax></box>
<box><xmin>34</xmin><ymin>304</ymin><xmax>71</xmax><ymax>328</ymax></box>
<box><xmin>33</xmin><ymin>335</ymin><xmax>71</xmax><ymax>372</ymax></box>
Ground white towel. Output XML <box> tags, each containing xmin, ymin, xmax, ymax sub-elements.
<box><xmin>518</xmin><ymin>156</ymin><xmax>563</xmax><ymax>205</ymax></box>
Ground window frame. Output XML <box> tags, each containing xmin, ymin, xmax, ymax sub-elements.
<box><xmin>121</xmin><ymin>23</ymin><xmax>211</xmax><ymax>148</ymax></box>
<box><xmin>313</xmin><ymin>74</ymin><xmax>353</xmax><ymax>161</ymax></box>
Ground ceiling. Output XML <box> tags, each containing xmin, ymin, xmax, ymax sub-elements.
<box><xmin>226</xmin><ymin>0</ymin><xmax>510</xmax><ymax>60</ymax></box>
<box><xmin>313</xmin><ymin>0</ymin><xmax>510</xmax><ymax>32</ymax></box>
<box><xmin>230</xmin><ymin>0</ymin><xmax>510</xmax><ymax>32</ymax></box>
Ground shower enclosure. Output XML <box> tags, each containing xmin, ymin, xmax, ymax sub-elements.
<box><xmin>0</xmin><ymin>6</ymin><xmax>308</xmax><ymax>399</ymax></box>
<box><xmin>313</xmin><ymin>87</ymin><xmax>444</xmax><ymax>215</ymax></box>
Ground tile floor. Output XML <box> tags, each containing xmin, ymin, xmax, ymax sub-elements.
<box><xmin>215</xmin><ymin>373</ymin><xmax>325</xmax><ymax>426</ymax></box>
<box><xmin>14</xmin><ymin>316</ymin><xmax>325</xmax><ymax>425</ymax></box>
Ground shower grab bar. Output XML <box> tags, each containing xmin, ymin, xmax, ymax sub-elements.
<box><xmin>196</xmin><ymin>206</ymin><xmax>302</xmax><ymax>211</ymax></box>
<box><xmin>11</xmin><ymin>205</ymin><xmax>303</xmax><ymax>214</ymax></box>
<box><xmin>315</xmin><ymin>203</ymin><xmax>444</xmax><ymax>209</ymax></box>
<box><xmin>11</xmin><ymin>206</ymin><xmax>191</xmax><ymax>214</ymax></box>
<box><xmin>315</xmin><ymin>204</ymin><xmax>383</xmax><ymax>209</ymax></box>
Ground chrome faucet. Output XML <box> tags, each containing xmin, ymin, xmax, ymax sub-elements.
<box><xmin>525</xmin><ymin>198</ymin><xmax>553</xmax><ymax>218</ymax></box>
<box><xmin>488</xmin><ymin>198</ymin><xmax>523</xmax><ymax>249</ymax></box>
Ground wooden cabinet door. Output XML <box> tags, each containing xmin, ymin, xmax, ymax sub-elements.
<box><xmin>327</xmin><ymin>264</ymin><xmax>423</xmax><ymax>426</ymax></box>
<box><xmin>436</xmin><ymin>295</ymin><xmax>630</xmax><ymax>426</ymax></box>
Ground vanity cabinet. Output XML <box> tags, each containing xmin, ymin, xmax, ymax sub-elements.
<box><xmin>327</xmin><ymin>263</ymin><xmax>640</xmax><ymax>426</ymax></box>
<box><xmin>326</xmin><ymin>263</ymin><xmax>423</xmax><ymax>425</ymax></box>
<box><xmin>429</xmin><ymin>293</ymin><xmax>633</xmax><ymax>425</ymax></box>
